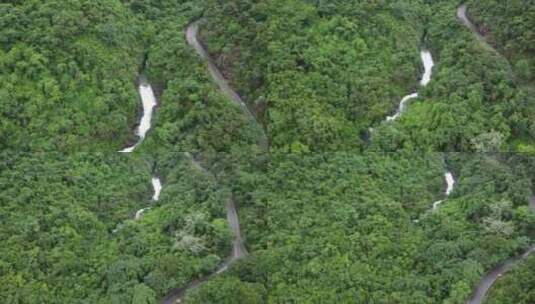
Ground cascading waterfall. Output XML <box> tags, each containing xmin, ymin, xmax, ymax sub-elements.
<box><xmin>135</xmin><ymin>207</ymin><xmax>151</xmax><ymax>220</ymax></box>
<box><xmin>386</xmin><ymin>93</ymin><xmax>419</xmax><ymax>122</ymax></box>
<box><xmin>134</xmin><ymin>176</ymin><xmax>162</xmax><ymax>220</ymax></box>
<box><xmin>419</xmin><ymin>50</ymin><xmax>434</xmax><ymax>86</ymax></box>
<box><xmin>413</xmin><ymin>170</ymin><xmax>455</xmax><ymax>223</ymax></box>
<box><xmin>432</xmin><ymin>171</ymin><xmax>455</xmax><ymax>210</ymax></box>
<box><xmin>444</xmin><ymin>172</ymin><xmax>454</xmax><ymax>196</ymax></box>
<box><xmin>386</xmin><ymin>49</ymin><xmax>434</xmax><ymax>122</ymax></box>
<box><xmin>119</xmin><ymin>82</ymin><xmax>158</xmax><ymax>153</ymax></box>
<box><xmin>151</xmin><ymin>177</ymin><xmax>162</xmax><ymax>201</ymax></box>
<box><xmin>116</xmin><ymin>77</ymin><xmax>163</xmax><ymax>219</ymax></box>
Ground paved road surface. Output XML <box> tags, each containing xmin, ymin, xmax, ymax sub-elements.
<box><xmin>186</xmin><ymin>21</ymin><xmax>268</xmax><ymax>150</ymax></box>
<box><xmin>467</xmin><ymin>245</ymin><xmax>535</xmax><ymax>304</ymax></box>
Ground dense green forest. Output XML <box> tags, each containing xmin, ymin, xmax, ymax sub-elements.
<box><xmin>461</xmin><ymin>0</ymin><xmax>535</xmax><ymax>152</ymax></box>
<box><xmin>201</xmin><ymin>0</ymin><xmax>426</xmax><ymax>151</ymax></box>
<box><xmin>467</xmin><ymin>0</ymin><xmax>535</xmax><ymax>84</ymax></box>
<box><xmin>0</xmin><ymin>152</ymin><xmax>234</xmax><ymax>303</ymax></box>
<box><xmin>0</xmin><ymin>1</ymin><xmax>236</xmax><ymax>301</ymax></box>
<box><xmin>184</xmin><ymin>153</ymin><xmax>535</xmax><ymax>303</ymax></box>
<box><xmin>0</xmin><ymin>0</ymin><xmax>147</xmax><ymax>152</ymax></box>
<box><xmin>1</xmin><ymin>0</ymin><xmax>534</xmax><ymax>303</ymax></box>
<box><xmin>199</xmin><ymin>0</ymin><xmax>535</xmax><ymax>152</ymax></box>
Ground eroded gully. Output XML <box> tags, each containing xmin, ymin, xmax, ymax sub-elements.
<box><xmin>458</xmin><ymin>3</ymin><xmax>535</xmax><ymax>304</ymax></box>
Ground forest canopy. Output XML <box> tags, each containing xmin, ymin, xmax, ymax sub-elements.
<box><xmin>0</xmin><ymin>0</ymin><xmax>534</xmax><ymax>303</ymax></box>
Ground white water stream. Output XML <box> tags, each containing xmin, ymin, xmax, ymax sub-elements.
<box><xmin>386</xmin><ymin>50</ymin><xmax>434</xmax><ymax>122</ymax></box>
<box><xmin>386</xmin><ymin>93</ymin><xmax>419</xmax><ymax>121</ymax></box>
<box><xmin>119</xmin><ymin>83</ymin><xmax>158</xmax><ymax>153</ymax></box>
<box><xmin>115</xmin><ymin>78</ymin><xmax>163</xmax><ymax>220</ymax></box>
<box><xmin>419</xmin><ymin>50</ymin><xmax>435</xmax><ymax>86</ymax></box>
<box><xmin>134</xmin><ymin>176</ymin><xmax>162</xmax><ymax>220</ymax></box>
<box><xmin>151</xmin><ymin>177</ymin><xmax>162</xmax><ymax>201</ymax></box>
<box><xmin>135</xmin><ymin>207</ymin><xmax>151</xmax><ymax>220</ymax></box>
<box><xmin>432</xmin><ymin>171</ymin><xmax>455</xmax><ymax>210</ymax></box>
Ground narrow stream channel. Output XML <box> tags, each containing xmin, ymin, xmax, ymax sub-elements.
<box><xmin>386</xmin><ymin>49</ymin><xmax>434</xmax><ymax>121</ymax></box>
<box><xmin>134</xmin><ymin>177</ymin><xmax>162</xmax><ymax>220</ymax></box>
<box><xmin>152</xmin><ymin>177</ymin><xmax>162</xmax><ymax>201</ymax></box>
<box><xmin>118</xmin><ymin>6</ymin><xmax>533</xmax><ymax>304</ymax></box>
<box><xmin>119</xmin><ymin>81</ymin><xmax>158</xmax><ymax>153</ymax></box>
<box><xmin>117</xmin><ymin>77</ymin><xmax>163</xmax><ymax>220</ymax></box>
<box><xmin>432</xmin><ymin>171</ymin><xmax>455</xmax><ymax>210</ymax></box>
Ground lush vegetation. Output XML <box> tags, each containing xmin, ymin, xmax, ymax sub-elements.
<box><xmin>199</xmin><ymin>0</ymin><xmax>535</xmax><ymax>152</ymax></box>
<box><xmin>0</xmin><ymin>0</ymin><xmax>147</xmax><ymax>152</ymax></box>
<box><xmin>463</xmin><ymin>0</ymin><xmax>535</xmax><ymax>152</ymax></box>
<box><xmin>0</xmin><ymin>152</ymin><xmax>233</xmax><ymax>303</ymax></box>
<box><xmin>467</xmin><ymin>0</ymin><xmax>535</xmax><ymax>84</ymax></box>
<box><xmin>1</xmin><ymin>0</ymin><xmax>534</xmax><ymax>303</ymax></box>
<box><xmin>185</xmin><ymin>153</ymin><xmax>535</xmax><ymax>303</ymax></box>
<box><xmin>201</xmin><ymin>0</ymin><xmax>426</xmax><ymax>151</ymax></box>
<box><xmin>0</xmin><ymin>0</ymin><xmax>242</xmax><ymax>302</ymax></box>
<box><xmin>372</xmin><ymin>1</ymin><xmax>518</xmax><ymax>151</ymax></box>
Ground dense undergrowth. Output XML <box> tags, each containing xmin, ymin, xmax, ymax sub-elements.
<box><xmin>185</xmin><ymin>153</ymin><xmax>535</xmax><ymax>303</ymax></box>
<box><xmin>0</xmin><ymin>0</ymin><xmax>534</xmax><ymax>303</ymax></box>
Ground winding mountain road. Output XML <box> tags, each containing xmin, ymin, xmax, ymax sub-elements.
<box><xmin>160</xmin><ymin>22</ymin><xmax>255</xmax><ymax>302</ymax></box>
<box><xmin>186</xmin><ymin>21</ymin><xmax>268</xmax><ymax>150</ymax></box>
<box><xmin>117</xmin><ymin>24</ymin><xmax>251</xmax><ymax>303</ymax></box>
<box><xmin>161</xmin><ymin>157</ymin><xmax>248</xmax><ymax>304</ymax></box>
<box><xmin>160</xmin><ymin>23</ymin><xmax>264</xmax><ymax>302</ymax></box>
<box><xmin>457</xmin><ymin>3</ymin><xmax>514</xmax><ymax>78</ymax></box>
<box><xmin>161</xmin><ymin>197</ymin><xmax>247</xmax><ymax>304</ymax></box>
<box><xmin>458</xmin><ymin>4</ymin><xmax>535</xmax><ymax>303</ymax></box>
<box><xmin>467</xmin><ymin>245</ymin><xmax>535</xmax><ymax>304</ymax></box>
<box><xmin>457</xmin><ymin>4</ymin><xmax>483</xmax><ymax>40</ymax></box>
<box><xmin>162</xmin><ymin>7</ymin><xmax>535</xmax><ymax>304</ymax></box>
<box><xmin>183</xmin><ymin>22</ymin><xmax>253</xmax><ymax>261</ymax></box>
